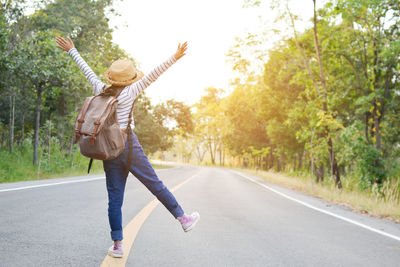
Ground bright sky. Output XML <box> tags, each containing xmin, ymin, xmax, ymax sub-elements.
<box><xmin>110</xmin><ymin>0</ymin><xmax>318</xmax><ymax>105</ymax></box>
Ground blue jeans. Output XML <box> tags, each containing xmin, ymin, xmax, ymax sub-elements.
<box><xmin>103</xmin><ymin>131</ymin><xmax>184</xmax><ymax>241</ymax></box>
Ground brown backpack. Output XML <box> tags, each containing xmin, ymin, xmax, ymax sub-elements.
<box><xmin>74</xmin><ymin>86</ymin><xmax>133</xmax><ymax>170</ymax></box>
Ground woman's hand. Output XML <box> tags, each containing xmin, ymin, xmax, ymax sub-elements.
<box><xmin>173</xmin><ymin>41</ymin><xmax>188</xmax><ymax>60</ymax></box>
<box><xmin>55</xmin><ymin>36</ymin><xmax>75</xmax><ymax>52</ymax></box>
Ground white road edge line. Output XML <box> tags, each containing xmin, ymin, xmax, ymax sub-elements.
<box><xmin>155</xmin><ymin>166</ymin><xmax>180</xmax><ymax>172</ymax></box>
<box><xmin>0</xmin><ymin>176</ymin><xmax>105</xmax><ymax>192</ymax></box>
<box><xmin>231</xmin><ymin>170</ymin><xmax>400</xmax><ymax>243</ymax></box>
<box><xmin>0</xmin><ymin>167</ymin><xmax>178</xmax><ymax>193</ymax></box>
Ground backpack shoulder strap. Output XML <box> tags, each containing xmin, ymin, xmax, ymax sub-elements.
<box><xmin>75</xmin><ymin>96</ymin><xmax>97</xmax><ymax>142</ymax></box>
<box><xmin>87</xmin><ymin>158</ymin><xmax>94</xmax><ymax>174</ymax></box>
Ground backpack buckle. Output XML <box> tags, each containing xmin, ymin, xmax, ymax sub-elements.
<box><xmin>90</xmin><ymin>134</ymin><xmax>96</xmax><ymax>145</ymax></box>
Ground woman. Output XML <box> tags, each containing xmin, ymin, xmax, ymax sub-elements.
<box><xmin>55</xmin><ymin>36</ymin><xmax>200</xmax><ymax>258</ymax></box>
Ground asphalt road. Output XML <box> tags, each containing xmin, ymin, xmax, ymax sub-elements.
<box><xmin>0</xmin><ymin>165</ymin><xmax>399</xmax><ymax>267</ymax></box>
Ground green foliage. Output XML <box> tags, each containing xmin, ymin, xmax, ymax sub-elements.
<box><xmin>0</xmin><ymin>137</ymin><xmax>104</xmax><ymax>183</ymax></box>
<box><xmin>193</xmin><ymin>87</ymin><xmax>226</xmax><ymax>164</ymax></box>
<box><xmin>0</xmin><ymin>0</ymin><xmax>188</xmax><ymax>180</ymax></box>
<box><xmin>356</xmin><ymin>144</ymin><xmax>387</xmax><ymax>188</ymax></box>
<box><xmin>180</xmin><ymin>0</ymin><xmax>400</xmax><ymax>194</ymax></box>
<box><xmin>153</xmin><ymin>99</ymin><xmax>194</xmax><ymax>137</ymax></box>
<box><xmin>223</xmin><ymin>81</ymin><xmax>269</xmax><ymax>157</ymax></box>
<box><xmin>133</xmin><ymin>95</ymin><xmax>173</xmax><ymax>155</ymax></box>
<box><xmin>338</xmin><ymin>122</ymin><xmax>388</xmax><ymax>189</ymax></box>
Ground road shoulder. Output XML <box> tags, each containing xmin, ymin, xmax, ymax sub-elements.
<box><xmin>231</xmin><ymin>169</ymin><xmax>400</xmax><ymax>242</ymax></box>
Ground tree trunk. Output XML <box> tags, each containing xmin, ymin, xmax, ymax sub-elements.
<box><xmin>208</xmin><ymin>138</ymin><xmax>215</xmax><ymax>165</ymax></box>
<box><xmin>310</xmin><ymin>130</ymin><xmax>315</xmax><ymax>181</ymax></box>
<box><xmin>312</xmin><ymin>0</ymin><xmax>342</xmax><ymax>188</ymax></box>
<box><xmin>298</xmin><ymin>152</ymin><xmax>303</xmax><ymax>170</ymax></box>
<box><xmin>48</xmin><ymin>115</ymin><xmax>51</xmax><ymax>166</ymax></box>
<box><xmin>1</xmin><ymin>131</ymin><xmax>5</xmax><ymax>149</ymax></box>
<box><xmin>287</xmin><ymin>3</ymin><xmax>338</xmax><ymax>185</ymax></box>
<box><xmin>222</xmin><ymin>147</ymin><xmax>225</xmax><ymax>166</ymax></box>
<box><xmin>33</xmin><ymin>87</ymin><xmax>42</xmax><ymax>165</ymax></box>
<box><xmin>269</xmin><ymin>150</ymin><xmax>274</xmax><ymax>170</ymax></box>
<box><xmin>213</xmin><ymin>137</ymin><xmax>218</xmax><ymax>165</ymax></box>
<box><xmin>373</xmin><ymin>105</ymin><xmax>382</xmax><ymax>151</ymax></box>
<box><xmin>9</xmin><ymin>94</ymin><xmax>15</xmax><ymax>152</ymax></box>
<box><xmin>20</xmin><ymin>110</ymin><xmax>25</xmax><ymax>146</ymax></box>
<box><xmin>195</xmin><ymin>144</ymin><xmax>206</xmax><ymax>163</ymax></box>
<box><xmin>69</xmin><ymin>130</ymin><xmax>74</xmax><ymax>159</ymax></box>
<box><xmin>328</xmin><ymin>138</ymin><xmax>342</xmax><ymax>188</ymax></box>
<box><xmin>263</xmin><ymin>156</ymin><xmax>268</xmax><ymax>170</ymax></box>
<box><xmin>315</xmin><ymin>163</ymin><xmax>324</xmax><ymax>183</ymax></box>
<box><xmin>364</xmin><ymin>112</ymin><xmax>370</xmax><ymax>144</ymax></box>
<box><xmin>219</xmin><ymin>144</ymin><xmax>222</xmax><ymax>166</ymax></box>
<box><xmin>277</xmin><ymin>157</ymin><xmax>282</xmax><ymax>172</ymax></box>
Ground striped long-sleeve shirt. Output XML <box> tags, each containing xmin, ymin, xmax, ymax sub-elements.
<box><xmin>68</xmin><ymin>48</ymin><xmax>177</xmax><ymax>129</ymax></box>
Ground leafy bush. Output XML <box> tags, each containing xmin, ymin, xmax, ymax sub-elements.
<box><xmin>0</xmin><ymin>138</ymin><xmax>103</xmax><ymax>183</ymax></box>
<box><xmin>338</xmin><ymin>122</ymin><xmax>388</xmax><ymax>190</ymax></box>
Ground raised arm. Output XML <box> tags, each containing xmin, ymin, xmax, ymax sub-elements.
<box><xmin>124</xmin><ymin>42</ymin><xmax>188</xmax><ymax>100</ymax></box>
<box><xmin>55</xmin><ymin>36</ymin><xmax>105</xmax><ymax>95</ymax></box>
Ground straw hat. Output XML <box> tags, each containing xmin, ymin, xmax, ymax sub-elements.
<box><xmin>104</xmin><ymin>59</ymin><xmax>144</xmax><ymax>86</ymax></box>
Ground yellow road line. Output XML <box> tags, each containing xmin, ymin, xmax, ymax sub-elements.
<box><xmin>100</xmin><ymin>173</ymin><xmax>198</xmax><ymax>267</ymax></box>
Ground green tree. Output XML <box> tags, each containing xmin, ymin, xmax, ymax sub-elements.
<box><xmin>193</xmin><ymin>87</ymin><xmax>225</xmax><ymax>165</ymax></box>
<box><xmin>153</xmin><ymin>99</ymin><xmax>194</xmax><ymax>138</ymax></box>
<box><xmin>133</xmin><ymin>95</ymin><xmax>172</xmax><ymax>155</ymax></box>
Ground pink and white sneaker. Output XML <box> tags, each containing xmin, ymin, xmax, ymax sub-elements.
<box><xmin>108</xmin><ymin>241</ymin><xmax>123</xmax><ymax>258</ymax></box>
<box><xmin>177</xmin><ymin>212</ymin><xmax>200</xmax><ymax>232</ymax></box>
